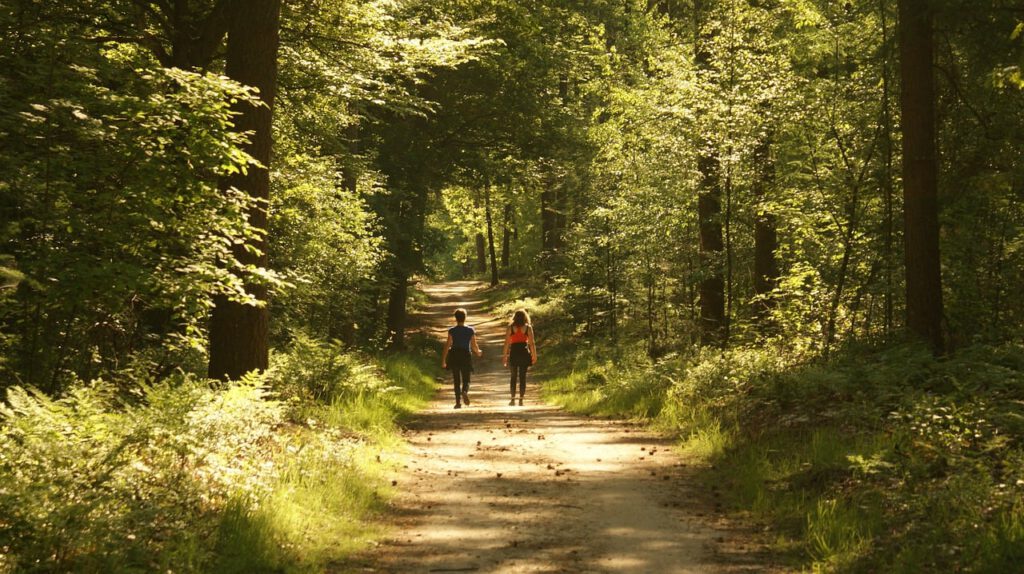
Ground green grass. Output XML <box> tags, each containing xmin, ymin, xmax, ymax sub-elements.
<box><xmin>214</xmin><ymin>441</ymin><xmax>394</xmax><ymax>573</ymax></box>
<box><xmin>211</xmin><ymin>343</ymin><xmax>440</xmax><ymax>573</ymax></box>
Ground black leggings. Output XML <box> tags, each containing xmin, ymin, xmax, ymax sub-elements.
<box><xmin>509</xmin><ymin>364</ymin><xmax>527</xmax><ymax>396</ymax></box>
<box><xmin>453</xmin><ymin>367</ymin><xmax>471</xmax><ymax>397</ymax></box>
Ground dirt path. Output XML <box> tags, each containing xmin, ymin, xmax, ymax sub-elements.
<box><xmin>361</xmin><ymin>281</ymin><xmax>760</xmax><ymax>573</ymax></box>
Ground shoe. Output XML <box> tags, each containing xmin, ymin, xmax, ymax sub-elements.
<box><xmin>518</xmin><ymin>397</ymin><xmax>524</xmax><ymax>406</ymax></box>
<box><xmin>509</xmin><ymin>398</ymin><xmax>515</xmax><ymax>406</ymax></box>
<box><xmin>454</xmin><ymin>403</ymin><xmax>462</xmax><ymax>409</ymax></box>
<box><xmin>462</xmin><ymin>392</ymin><xmax>470</xmax><ymax>406</ymax></box>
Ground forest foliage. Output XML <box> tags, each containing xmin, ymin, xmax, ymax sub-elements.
<box><xmin>2</xmin><ymin>0</ymin><xmax>1024</xmax><ymax>571</ymax></box>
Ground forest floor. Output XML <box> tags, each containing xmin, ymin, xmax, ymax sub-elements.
<box><xmin>354</xmin><ymin>281</ymin><xmax>776</xmax><ymax>573</ymax></box>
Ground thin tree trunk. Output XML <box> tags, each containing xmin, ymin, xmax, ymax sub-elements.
<box><xmin>824</xmin><ymin>232</ymin><xmax>855</xmax><ymax>352</ymax></box>
<box><xmin>724</xmin><ymin>157</ymin><xmax>733</xmax><ymax>342</ymax></box>
<box><xmin>486</xmin><ymin>184</ymin><xmax>499</xmax><ymax>286</ymax></box>
<box><xmin>880</xmin><ymin>0</ymin><xmax>896</xmax><ymax>337</ymax></box>
<box><xmin>208</xmin><ymin>0</ymin><xmax>280</xmax><ymax>381</ymax></box>
<box><xmin>647</xmin><ymin>270</ymin><xmax>656</xmax><ymax>356</ymax></box>
<box><xmin>501</xmin><ymin>203</ymin><xmax>512</xmax><ymax>268</ymax></box>
<box><xmin>335</xmin><ymin>115</ymin><xmax>360</xmax><ymax>346</ymax></box>
<box><xmin>541</xmin><ymin>187</ymin><xmax>560</xmax><ymax>252</ymax></box>
<box><xmin>386</xmin><ymin>269</ymin><xmax>408</xmax><ymax>349</ymax></box>
<box><xmin>898</xmin><ymin>0</ymin><xmax>944</xmax><ymax>354</ymax></box>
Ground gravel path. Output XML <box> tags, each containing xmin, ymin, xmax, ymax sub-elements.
<box><xmin>360</xmin><ymin>281</ymin><xmax>766</xmax><ymax>573</ymax></box>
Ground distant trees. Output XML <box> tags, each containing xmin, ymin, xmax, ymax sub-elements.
<box><xmin>545</xmin><ymin>0</ymin><xmax>1022</xmax><ymax>356</ymax></box>
<box><xmin>2</xmin><ymin>0</ymin><xmax>1023</xmax><ymax>391</ymax></box>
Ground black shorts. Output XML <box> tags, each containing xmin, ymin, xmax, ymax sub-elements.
<box><xmin>509</xmin><ymin>342</ymin><xmax>531</xmax><ymax>367</ymax></box>
<box><xmin>447</xmin><ymin>348</ymin><xmax>473</xmax><ymax>372</ymax></box>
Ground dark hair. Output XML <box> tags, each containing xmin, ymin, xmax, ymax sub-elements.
<box><xmin>511</xmin><ymin>309</ymin><xmax>530</xmax><ymax>329</ymax></box>
<box><xmin>454</xmin><ymin>308</ymin><xmax>467</xmax><ymax>323</ymax></box>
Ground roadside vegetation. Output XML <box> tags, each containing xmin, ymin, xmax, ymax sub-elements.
<box><xmin>533</xmin><ymin>293</ymin><xmax>1024</xmax><ymax>572</ymax></box>
<box><xmin>0</xmin><ymin>339</ymin><xmax>437</xmax><ymax>573</ymax></box>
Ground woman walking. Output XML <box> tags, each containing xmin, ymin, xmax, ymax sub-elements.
<box><xmin>441</xmin><ymin>308</ymin><xmax>482</xmax><ymax>409</ymax></box>
<box><xmin>502</xmin><ymin>309</ymin><xmax>537</xmax><ymax>406</ymax></box>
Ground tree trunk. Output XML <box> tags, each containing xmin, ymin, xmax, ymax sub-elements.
<box><xmin>697</xmin><ymin>153</ymin><xmax>725</xmax><ymax>346</ymax></box>
<box><xmin>475</xmin><ymin>232</ymin><xmax>486</xmax><ymax>273</ymax></box>
<box><xmin>695</xmin><ymin>0</ymin><xmax>725</xmax><ymax>346</ymax></box>
<box><xmin>208</xmin><ymin>0</ymin><xmax>280</xmax><ymax>381</ymax></box>
<box><xmin>752</xmin><ymin>130</ymin><xmax>779</xmax><ymax>326</ymax></box>
<box><xmin>501</xmin><ymin>202</ymin><xmax>512</xmax><ymax>268</ymax></box>
<box><xmin>541</xmin><ymin>186</ymin><xmax>560</xmax><ymax>253</ymax></box>
<box><xmin>335</xmin><ymin>115</ymin><xmax>360</xmax><ymax>345</ymax></box>
<box><xmin>143</xmin><ymin>0</ymin><xmax>230</xmax><ymax>70</ymax></box>
<box><xmin>486</xmin><ymin>184</ymin><xmax>499</xmax><ymax>286</ymax></box>
<box><xmin>386</xmin><ymin>270</ymin><xmax>408</xmax><ymax>349</ymax></box>
<box><xmin>898</xmin><ymin>0</ymin><xmax>944</xmax><ymax>354</ymax></box>
<box><xmin>880</xmin><ymin>0</ymin><xmax>896</xmax><ymax>337</ymax></box>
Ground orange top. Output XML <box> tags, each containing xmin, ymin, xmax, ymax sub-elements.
<box><xmin>509</xmin><ymin>325</ymin><xmax>530</xmax><ymax>344</ymax></box>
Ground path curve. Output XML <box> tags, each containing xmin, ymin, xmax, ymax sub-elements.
<box><xmin>362</xmin><ymin>281</ymin><xmax>751</xmax><ymax>573</ymax></box>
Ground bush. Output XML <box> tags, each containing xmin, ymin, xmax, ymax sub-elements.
<box><xmin>0</xmin><ymin>335</ymin><xmax>439</xmax><ymax>573</ymax></box>
<box><xmin>0</xmin><ymin>376</ymin><xmax>282</xmax><ymax>573</ymax></box>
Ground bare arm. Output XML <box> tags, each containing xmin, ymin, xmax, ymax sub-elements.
<box><xmin>442</xmin><ymin>334</ymin><xmax>452</xmax><ymax>368</ymax></box>
<box><xmin>470</xmin><ymin>334</ymin><xmax>482</xmax><ymax>357</ymax></box>
<box><xmin>528</xmin><ymin>326</ymin><xmax>538</xmax><ymax>364</ymax></box>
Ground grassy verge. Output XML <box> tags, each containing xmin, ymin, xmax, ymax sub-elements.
<box><xmin>0</xmin><ymin>334</ymin><xmax>439</xmax><ymax>573</ymax></box>
<box><xmin>214</xmin><ymin>336</ymin><xmax>439</xmax><ymax>573</ymax></box>
<box><xmin>541</xmin><ymin>335</ymin><xmax>1024</xmax><ymax>572</ymax></box>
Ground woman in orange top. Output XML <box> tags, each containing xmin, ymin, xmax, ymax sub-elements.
<box><xmin>502</xmin><ymin>309</ymin><xmax>537</xmax><ymax>406</ymax></box>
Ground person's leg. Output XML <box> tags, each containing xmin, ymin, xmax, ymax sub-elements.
<box><xmin>517</xmin><ymin>365</ymin><xmax>527</xmax><ymax>404</ymax></box>
<box><xmin>509</xmin><ymin>366</ymin><xmax>517</xmax><ymax>405</ymax></box>
<box><xmin>461</xmin><ymin>367</ymin><xmax>471</xmax><ymax>405</ymax></box>
<box><xmin>452</xmin><ymin>369</ymin><xmax>463</xmax><ymax>408</ymax></box>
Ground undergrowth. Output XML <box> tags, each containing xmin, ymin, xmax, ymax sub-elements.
<box><xmin>0</xmin><ymin>333</ymin><xmax>438</xmax><ymax>573</ymax></box>
<box><xmin>543</xmin><ymin>337</ymin><xmax>1024</xmax><ymax>572</ymax></box>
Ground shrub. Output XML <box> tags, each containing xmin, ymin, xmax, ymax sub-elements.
<box><xmin>0</xmin><ymin>376</ymin><xmax>282</xmax><ymax>573</ymax></box>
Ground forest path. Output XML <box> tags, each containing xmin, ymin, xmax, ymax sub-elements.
<box><xmin>358</xmin><ymin>281</ymin><xmax>758</xmax><ymax>573</ymax></box>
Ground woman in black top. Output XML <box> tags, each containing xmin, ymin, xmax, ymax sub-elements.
<box><xmin>441</xmin><ymin>308</ymin><xmax>483</xmax><ymax>409</ymax></box>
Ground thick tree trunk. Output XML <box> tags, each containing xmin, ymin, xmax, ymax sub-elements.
<box><xmin>694</xmin><ymin>0</ymin><xmax>725</xmax><ymax>346</ymax></box>
<box><xmin>208</xmin><ymin>0</ymin><xmax>280</xmax><ymax>381</ymax></box>
<box><xmin>486</xmin><ymin>185</ymin><xmax>499</xmax><ymax>286</ymax></box>
<box><xmin>697</xmin><ymin>153</ymin><xmax>725</xmax><ymax>345</ymax></box>
<box><xmin>898</xmin><ymin>0</ymin><xmax>944</xmax><ymax>354</ymax></box>
<box><xmin>475</xmin><ymin>233</ymin><xmax>487</xmax><ymax>273</ymax></box>
<box><xmin>752</xmin><ymin>131</ymin><xmax>779</xmax><ymax>325</ymax></box>
<box><xmin>166</xmin><ymin>0</ymin><xmax>232</xmax><ymax>70</ymax></box>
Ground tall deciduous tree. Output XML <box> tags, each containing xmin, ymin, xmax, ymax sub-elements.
<box><xmin>695</xmin><ymin>0</ymin><xmax>726</xmax><ymax>346</ymax></box>
<box><xmin>208</xmin><ymin>0</ymin><xmax>282</xmax><ymax>380</ymax></box>
<box><xmin>752</xmin><ymin>129</ymin><xmax>779</xmax><ymax>325</ymax></box>
<box><xmin>486</xmin><ymin>182</ymin><xmax>499</xmax><ymax>286</ymax></box>
<box><xmin>898</xmin><ymin>0</ymin><xmax>944</xmax><ymax>354</ymax></box>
